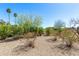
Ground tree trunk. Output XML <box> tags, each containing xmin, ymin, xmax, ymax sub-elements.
<box><xmin>8</xmin><ymin>13</ymin><xmax>10</xmax><ymax>24</ymax></box>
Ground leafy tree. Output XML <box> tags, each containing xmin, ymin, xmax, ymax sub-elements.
<box><xmin>33</xmin><ymin>16</ymin><xmax>42</xmax><ymax>27</ymax></box>
<box><xmin>54</xmin><ymin>20</ymin><xmax>65</xmax><ymax>37</ymax></box>
<box><xmin>33</xmin><ymin>16</ymin><xmax>42</xmax><ymax>36</ymax></box>
<box><xmin>54</xmin><ymin>20</ymin><xmax>65</xmax><ymax>28</ymax></box>
<box><xmin>17</xmin><ymin>15</ymin><xmax>42</xmax><ymax>34</ymax></box>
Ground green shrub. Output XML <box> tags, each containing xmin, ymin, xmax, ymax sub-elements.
<box><xmin>38</xmin><ymin>27</ymin><xmax>44</xmax><ymax>36</ymax></box>
<box><xmin>0</xmin><ymin>24</ymin><xmax>8</xmax><ymax>39</ymax></box>
<box><xmin>12</xmin><ymin>25</ymin><xmax>24</xmax><ymax>35</ymax></box>
<box><xmin>45</xmin><ymin>27</ymin><xmax>53</xmax><ymax>36</ymax></box>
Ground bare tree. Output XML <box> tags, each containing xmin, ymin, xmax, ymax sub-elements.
<box><xmin>62</xmin><ymin>18</ymin><xmax>79</xmax><ymax>48</ymax></box>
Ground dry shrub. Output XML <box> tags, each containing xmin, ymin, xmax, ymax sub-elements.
<box><xmin>60</xmin><ymin>28</ymin><xmax>79</xmax><ymax>49</ymax></box>
<box><xmin>23</xmin><ymin>32</ymin><xmax>37</xmax><ymax>48</ymax></box>
<box><xmin>24</xmin><ymin>32</ymin><xmax>35</xmax><ymax>38</ymax></box>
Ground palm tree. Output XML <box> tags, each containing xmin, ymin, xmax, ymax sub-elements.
<box><xmin>14</xmin><ymin>13</ymin><xmax>17</xmax><ymax>25</ymax></box>
<box><xmin>6</xmin><ymin>8</ymin><xmax>11</xmax><ymax>24</ymax></box>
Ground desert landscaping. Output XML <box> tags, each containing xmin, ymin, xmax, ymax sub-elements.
<box><xmin>1</xmin><ymin>4</ymin><xmax>79</xmax><ymax>56</ymax></box>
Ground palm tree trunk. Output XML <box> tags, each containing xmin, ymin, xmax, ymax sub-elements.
<box><xmin>8</xmin><ymin>13</ymin><xmax>10</xmax><ymax>24</ymax></box>
<box><xmin>15</xmin><ymin>17</ymin><xmax>16</xmax><ymax>25</ymax></box>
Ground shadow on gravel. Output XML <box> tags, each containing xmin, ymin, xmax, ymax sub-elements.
<box><xmin>46</xmin><ymin>38</ymin><xmax>57</xmax><ymax>43</ymax></box>
<box><xmin>13</xmin><ymin>45</ymin><xmax>32</xmax><ymax>52</ymax></box>
<box><xmin>12</xmin><ymin>44</ymin><xmax>33</xmax><ymax>55</ymax></box>
<box><xmin>51</xmin><ymin>43</ymin><xmax>79</xmax><ymax>56</ymax></box>
<box><xmin>12</xmin><ymin>39</ymin><xmax>35</xmax><ymax>55</ymax></box>
<box><xmin>0</xmin><ymin>35</ymin><xmax>24</xmax><ymax>43</ymax></box>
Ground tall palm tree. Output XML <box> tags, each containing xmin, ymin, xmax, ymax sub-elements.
<box><xmin>6</xmin><ymin>8</ymin><xmax>11</xmax><ymax>24</ymax></box>
<box><xmin>14</xmin><ymin>13</ymin><xmax>17</xmax><ymax>25</ymax></box>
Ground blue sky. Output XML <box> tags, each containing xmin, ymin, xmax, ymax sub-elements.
<box><xmin>0</xmin><ymin>3</ymin><xmax>79</xmax><ymax>28</ymax></box>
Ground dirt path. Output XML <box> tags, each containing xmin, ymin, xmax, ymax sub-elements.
<box><xmin>0</xmin><ymin>36</ymin><xmax>79</xmax><ymax>56</ymax></box>
<box><xmin>22</xmin><ymin>36</ymin><xmax>54</xmax><ymax>56</ymax></box>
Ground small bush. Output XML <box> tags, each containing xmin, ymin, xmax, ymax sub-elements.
<box><xmin>45</xmin><ymin>27</ymin><xmax>53</xmax><ymax>36</ymax></box>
